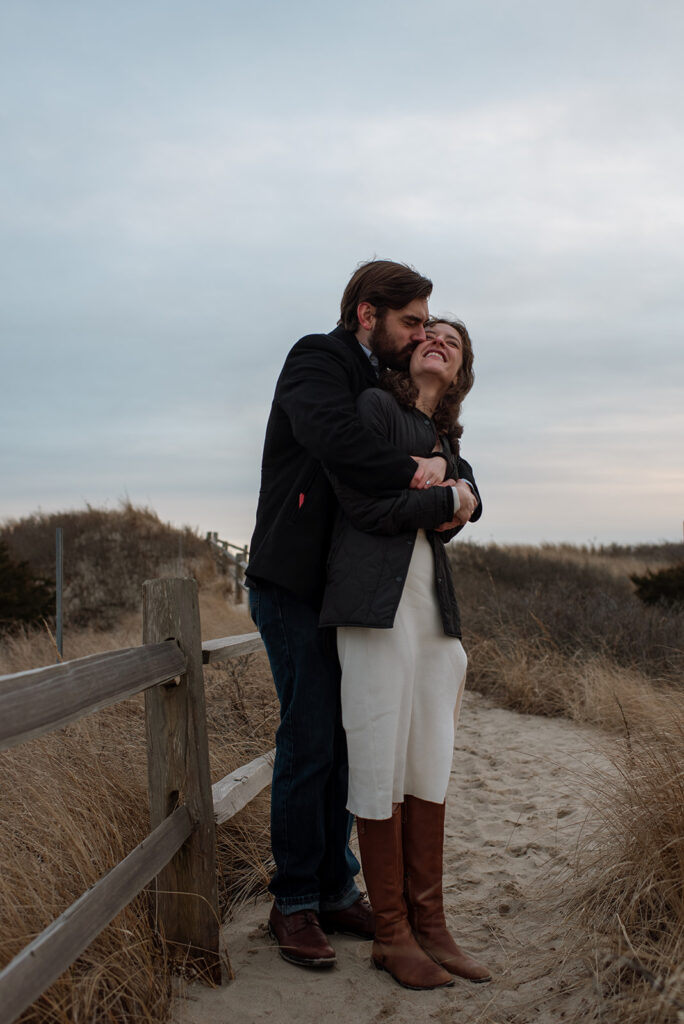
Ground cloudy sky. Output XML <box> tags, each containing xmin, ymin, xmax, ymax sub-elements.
<box><xmin>2</xmin><ymin>0</ymin><xmax>682</xmax><ymax>548</ymax></box>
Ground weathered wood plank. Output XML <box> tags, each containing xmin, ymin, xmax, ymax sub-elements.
<box><xmin>0</xmin><ymin>643</ymin><xmax>185</xmax><ymax>752</ymax></box>
<box><xmin>233</xmin><ymin>544</ymin><xmax>248</xmax><ymax>604</ymax></box>
<box><xmin>0</xmin><ymin>806</ymin><xmax>192</xmax><ymax>1024</ymax></box>
<box><xmin>143</xmin><ymin>578</ymin><xmax>221</xmax><ymax>982</ymax></box>
<box><xmin>202</xmin><ymin>632</ymin><xmax>264</xmax><ymax>664</ymax></box>
<box><xmin>212</xmin><ymin>749</ymin><xmax>275</xmax><ymax>825</ymax></box>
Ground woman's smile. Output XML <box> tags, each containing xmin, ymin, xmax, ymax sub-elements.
<box><xmin>411</xmin><ymin>330</ymin><xmax>463</xmax><ymax>379</ymax></box>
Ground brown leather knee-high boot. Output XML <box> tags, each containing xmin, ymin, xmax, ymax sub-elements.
<box><xmin>403</xmin><ymin>796</ymin><xmax>492</xmax><ymax>982</ymax></box>
<box><xmin>357</xmin><ymin>807</ymin><xmax>453</xmax><ymax>990</ymax></box>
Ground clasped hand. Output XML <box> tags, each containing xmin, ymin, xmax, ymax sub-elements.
<box><xmin>409</xmin><ymin>454</ymin><xmax>447</xmax><ymax>490</ymax></box>
<box><xmin>409</xmin><ymin>457</ymin><xmax>476</xmax><ymax>530</ymax></box>
<box><xmin>434</xmin><ymin>478</ymin><xmax>477</xmax><ymax>531</ymax></box>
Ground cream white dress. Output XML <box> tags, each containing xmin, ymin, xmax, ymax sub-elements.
<box><xmin>337</xmin><ymin>529</ymin><xmax>467</xmax><ymax>820</ymax></box>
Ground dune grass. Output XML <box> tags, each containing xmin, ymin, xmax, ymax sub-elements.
<box><xmin>0</xmin><ymin>503</ymin><xmax>215</xmax><ymax>630</ymax></box>
<box><xmin>564</xmin><ymin>714</ymin><xmax>684</xmax><ymax>1023</ymax></box>
<box><xmin>450</xmin><ymin>540</ymin><xmax>683</xmax><ymax>728</ymax></box>
<box><xmin>1</xmin><ymin>514</ymin><xmax>682</xmax><ymax>1022</ymax></box>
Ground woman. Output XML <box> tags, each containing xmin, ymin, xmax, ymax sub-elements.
<box><xmin>320</xmin><ymin>319</ymin><xmax>491</xmax><ymax>991</ymax></box>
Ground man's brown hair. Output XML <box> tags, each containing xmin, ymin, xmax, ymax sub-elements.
<box><xmin>339</xmin><ymin>259</ymin><xmax>433</xmax><ymax>332</ymax></box>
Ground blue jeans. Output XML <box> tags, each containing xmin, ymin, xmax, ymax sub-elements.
<box><xmin>249</xmin><ymin>582</ymin><xmax>361</xmax><ymax>915</ymax></box>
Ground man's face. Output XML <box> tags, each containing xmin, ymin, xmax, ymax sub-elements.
<box><xmin>367</xmin><ymin>298</ymin><xmax>429</xmax><ymax>370</ymax></box>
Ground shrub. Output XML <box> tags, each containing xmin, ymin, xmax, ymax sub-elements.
<box><xmin>450</xmin><ymin>541</ymin><xmax>684</xmax><ymax>687</ymax></box>
<box><xmin>0</xmin><ymin>539</ymin><xmax>54</xmax><ymax>631</ymax></box>
<box><xmin>631</xmin><ymin>563</ymin><xmax>684</xmax><ymax>607</ymax></box>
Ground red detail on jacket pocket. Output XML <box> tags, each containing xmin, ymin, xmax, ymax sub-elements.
<box><xmin>298</xmin><ymin>492</ymin><xmax>305</xmax><ymax>509</ymax></box>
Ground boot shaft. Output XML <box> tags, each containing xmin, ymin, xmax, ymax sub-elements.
<box><xmin>357</xmin><ymin>807</ymin><xmax>406</xmax><ymax>934</ymax></box>
<box><xmin>402</xmin><ymin>796</ymin><xmax>447</xmax><ymax>931</ymax></box>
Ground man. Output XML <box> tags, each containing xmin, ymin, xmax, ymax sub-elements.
<box><xmin>246</xmin><ymin>260</ymin><xmax>480</xmax><ymax>968</ymax></box>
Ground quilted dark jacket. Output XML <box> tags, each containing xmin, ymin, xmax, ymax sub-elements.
<box><xmin>319</xmin><ymin>389</ymin><xmax>481</xmax><ymax>637</ymax></box>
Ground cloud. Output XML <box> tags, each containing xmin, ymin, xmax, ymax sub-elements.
<box><xmin>2</xmin><ymin>2</ymin><xmax>683</xmax><ymax>545</ymax></box>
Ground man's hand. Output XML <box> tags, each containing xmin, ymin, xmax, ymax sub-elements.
<box><xmin>434</xmin><ymin>479</ymin><xmax>478</xmax><ymax>531</ymax></box>
<box><xmin>410</xmin><ymin>455</ymin><xmax>447</xmax><ymax>490</ymax></box>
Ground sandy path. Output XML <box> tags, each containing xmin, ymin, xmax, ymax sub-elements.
<box><xmin>173</xmin><ymin>691</ymin><xmax>609</xmax><ymax>1024</ymax></box>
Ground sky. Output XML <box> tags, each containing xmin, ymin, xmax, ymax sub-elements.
<box><xmin>2</xmin><ymin>0</ymin><xmax>683</xmax><ymax>549</ymax></box>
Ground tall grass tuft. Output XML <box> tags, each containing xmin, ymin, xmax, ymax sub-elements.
<box><xmin>0</xmin><ymin>704</ymin><xmax>172</xmax><ymax>1022</ymax></box>
<box><xmin>567</xmin><ymin>708</ymin><xmax>684</xmax><ymax>1022</ymax></box>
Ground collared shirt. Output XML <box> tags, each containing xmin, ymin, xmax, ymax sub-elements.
<box><xmin>357</xmin><ymin>340</ymin><xmax>379</xmax><ymax>375</ymax></box>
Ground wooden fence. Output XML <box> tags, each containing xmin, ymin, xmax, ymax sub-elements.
<box><xmin>0</xmin><ymin>577</ymin><xmax>272</xmax><ymax>1024</ymax></box>
<box><xmin>206</xmin><ymin>533</ymin><xmax>249</xmax><ymax>604</ymax></box>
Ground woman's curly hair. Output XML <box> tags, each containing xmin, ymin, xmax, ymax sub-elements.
<box><xmin>379</xmin><ymin>317</ymin><xmax>475</xmax><ymax>455</ymax></box>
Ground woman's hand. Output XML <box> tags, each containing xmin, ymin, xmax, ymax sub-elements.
<box><xmin>434</xmin><ymin>479</ymin><xmax>478</xmax><ymax>530</ymax></box>
<box><xmin>409</xmin><ymin>455</ymin><xmax>447</xmax><ymax>489</ymax></box>
<box><xmin>455</xmin><ymin>479</ymin><xmax>478</xmax><ymax>519</ymax></box>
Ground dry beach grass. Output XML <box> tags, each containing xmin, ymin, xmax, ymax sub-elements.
<box><xmin>1</xmin><ymin>510</ymin><xmax>682</xmax><ymax>1022</ymax></box>
<box><xmin>0</xmin><ymin>583</ymin><xmax>277</xmax><ymax>1023</ymax></box>
<box><xmin>567</xmin><ymin>716</ymin><xmax>684</xmax><ymax>1023</ymax></box>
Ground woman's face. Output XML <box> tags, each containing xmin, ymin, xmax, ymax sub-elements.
<box><xmin>409</xmin><ymin>322</ymin><xmax>463</xmax><ymax>385</ymax></box>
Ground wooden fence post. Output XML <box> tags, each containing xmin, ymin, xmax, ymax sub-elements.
<box><xmin>233</xmin><ymin>545</ymin><xmax>248</xmax><ymax>605</ymax></box>
<box><xmin>142</xmin><ymin>578</ymin><xmax>221</xmax><ymax>983</ymax></box>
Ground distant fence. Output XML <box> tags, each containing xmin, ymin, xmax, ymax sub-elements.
<box><xmin>206</xmin><ymin>533</ymin><xmax>249</xmax><ymax>604</ymax></box>
<box><xmin>0</xmin><ymin>577</ymin><xmax>272</xmax><ymax>1024</ymax></box>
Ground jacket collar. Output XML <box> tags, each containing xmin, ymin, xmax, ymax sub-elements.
<box><xmin>328</xmin><ymin>324</ymin><xmax>378</xmax><ymax>384</ymax></box>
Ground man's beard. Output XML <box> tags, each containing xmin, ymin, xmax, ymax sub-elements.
<box><xmin>368</xmin><ymin>316</ymin><xmax>415</xmax><ymax>371</ymax></box>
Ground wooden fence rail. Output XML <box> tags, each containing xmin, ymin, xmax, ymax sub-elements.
<box><xmin>206</xmin><ymin>533</ymin><xmax>248</xmax><ymax>604</ymax></box>
<box><xmin>0</xmin><ymin>642</ymin><xmax>186</xmax><ymax>750</ymax></box>
<box><xmin>0</xmin><ymin>577</ymin><xmax>271</xmax><ymax>1024</ymax></box>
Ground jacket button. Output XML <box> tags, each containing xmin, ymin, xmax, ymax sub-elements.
<box><xmin>395</xmin><ymin>576</ymin><xmax>402</xmax><ymax>582</ymax></box>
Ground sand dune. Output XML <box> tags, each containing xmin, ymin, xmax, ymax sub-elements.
<box><xmin>173</xmin><ymin>690</ymin><xmax>610</xmax><ymax>1024</ymax></box>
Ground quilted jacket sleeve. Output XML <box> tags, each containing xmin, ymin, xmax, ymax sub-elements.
<box><xmin>432</xmin><ymin>453</ymin><xmax>482</xmax><ymax>544</ymax></box>
<box><xmin>277</xmin><ymin>335</ymin><xmax>417</xmax><ymax>496</ymax></box>
<box><xmin>325</xmin><ymin>391</ymin><xmax>456</xmax><ymax>536</ymax></box>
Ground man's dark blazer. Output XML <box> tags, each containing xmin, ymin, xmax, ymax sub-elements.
<box><xmin>246</xmin><ymin>325</ymin><xmax>471</xmax><ymax>606</ymax></box>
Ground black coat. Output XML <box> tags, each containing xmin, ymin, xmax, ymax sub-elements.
<box><xmin>246</xmin><ymin>326</ymin><xmax>457</xmax><ymax>605</ymax></box>
<box><xmin>318</xmin><ymin>389</ymin><xmax>482</xmax><ymax>637</ymax></box>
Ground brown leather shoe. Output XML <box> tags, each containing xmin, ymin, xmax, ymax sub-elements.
<box><xmin>268</xmin><ymin>905</ymin><xmax>337</xmax><ymax>968</ymax></box>
<box><xmin>319</xmin><ymin>894</ymin><xmax>375</xmax><ymax>938</ymax></box>
<box><xmin>403</xmin><ymin>796</ymin><xmax>492</xmax><ymax>983</ymax></box>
